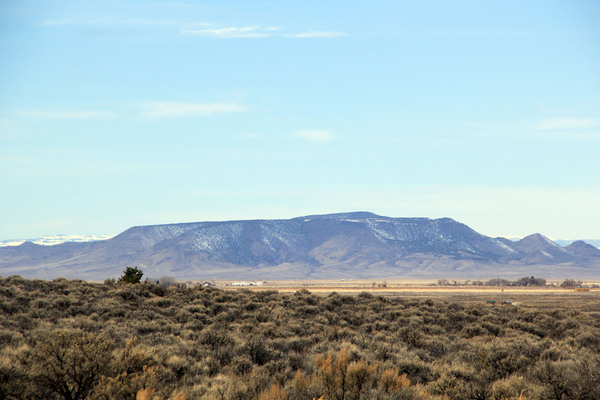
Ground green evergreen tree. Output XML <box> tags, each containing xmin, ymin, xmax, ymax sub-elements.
<box><xmin>118</xmin><ymin>266</ymin><xmax>144</xmax><ymax>284</ymax></box>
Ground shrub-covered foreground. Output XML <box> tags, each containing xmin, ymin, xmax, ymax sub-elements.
<box><xmin>1</xmin><ymin>276</ymin><xmax>599</xmax><ymax>399</ymax></box>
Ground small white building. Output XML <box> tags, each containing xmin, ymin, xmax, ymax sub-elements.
<box><xmin>231</xmin><ymin>281</ymin><xmax>264</xmax><ymax>287</ymax></box>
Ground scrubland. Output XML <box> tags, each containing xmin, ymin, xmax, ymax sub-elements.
<box><xmin>1</xmin><ymin>275</ymin><xmax>600</xmax><ymax>399</ymax></box>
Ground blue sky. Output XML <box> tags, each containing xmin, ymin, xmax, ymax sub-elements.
<box><xmin>1</xmin><ymin>0</ymin><xmax>599</xmax><ymax>241</ymax></box>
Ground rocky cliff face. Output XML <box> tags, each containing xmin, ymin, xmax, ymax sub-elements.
<box><xmin>1</xmin><ymin>212</ymin><xmax>599</xmax><ymax>280</ymax></box>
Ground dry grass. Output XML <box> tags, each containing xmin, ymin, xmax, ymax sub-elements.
<box><xmin>219</xmin><ymin>279</ymin><xmax>600</xmax><ymax>311</ymax></box>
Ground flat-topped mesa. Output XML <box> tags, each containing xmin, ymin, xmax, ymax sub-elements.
<box><xmin>1</xmin><ymin>212</ymin><xmax>599</xmax><ymax>280</ymax></box>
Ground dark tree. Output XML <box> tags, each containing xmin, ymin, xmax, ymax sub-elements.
<box><xmin>118</xmin><ymin>267</ymin><xmax>144</xmax><ymax>284</ymax></box>
<box><xmin>560</xmin><ymin>279</ymin><xmax>581</xmax><ymax>288</ymax></box>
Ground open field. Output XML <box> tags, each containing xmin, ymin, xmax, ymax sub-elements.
<box><xmin>219</xmin><ymin>280</ymin><xmax>600</xmax><ymax>312</ymax></box>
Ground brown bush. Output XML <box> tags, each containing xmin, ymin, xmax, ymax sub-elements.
<box><xmin>26</xmin><ymin>330</ymin><xmax>113</xmax><ymax>400</ymax></box>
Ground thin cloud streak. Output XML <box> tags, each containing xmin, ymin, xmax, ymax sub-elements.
<box><xmin>182</xmin><ymin>26</ymin><xmax>278</xmax><ymax>38</ymax></box>
<box><xmin>182</xmin><ymin>26</ymin><xmax>345</xmax><ymax>39</ymax></box>
<box><xmin>140</xmin><ymin>102</ymin><xmax>246</xmax><ymax>117</ymax></box>
<box><xmin>43</xmin><ymin>17</ymin><xmax>345</xmax><ymax>39</ymax></box>
<box><xmin>42</xmin><ymin>17</ymin><xmax>211</xmax><ymax>27</ymax></box>
<box><xmin>10</xmin><ymin>103</ymin><xmax>247</xmax><ymax>120</ymax></box>
<box><xmin>285</xmin><ymin>31</ymin><xmax>346</xmax><ymax>38</ymax></box>
<box><xmin>537</xmin><ymin>117</ymin><xmax>600</xmax><ymax>131</ymax></box>
<box><xmin>13</xmin><ymin>110</ymin><xmax>115</xmax><ymax>119</ymax></box>
<box><xmin>458</xmin><ymin>117</ymin><xmax>600</xmax><ymax>140</ymax></box>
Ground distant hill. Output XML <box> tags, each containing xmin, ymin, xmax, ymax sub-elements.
<box><xmin>555</xmin><ymin>239</ymin><xmax>600</xmax><ymax>249</ymax></box>
<box><xmin>1</xmin><ymin>212</ymin><xmax>599</xmax><ymax>280</ymax></box>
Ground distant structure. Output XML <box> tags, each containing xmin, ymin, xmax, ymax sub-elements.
<box><xmin>231</xmin><ymin>281</ymin><xmax>264</xmax><ymax>287</ymax></box>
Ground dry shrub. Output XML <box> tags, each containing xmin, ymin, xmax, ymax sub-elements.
<box><xmin>137</xmin><ymin>388</ymin><xmax>155</xmax><ymax>400</ymax></box>
<box><xmin>203</xmin><ymin>375</ymin><xmax>250</xmax><ymax>400</ymax></box>
<box><xmin>27</xmin><ymin>330</ymin><xmax>113</xmax><ymax>400</ymax></box>
<box><xmin>314</xmin><ymin>347</ymin><xmax>351</xmax><ymax>400</ymax></box>
<box><xmin>380</xmin><ymin>368</ymin><xmax>411</xmax><ymax>393</ymax></box>
<box><xmin>534</xmin><ymin>359</ymin><xmax>583</xmax><ymax>400</ymax></box>
<box><xmin>136</xmin><ymin>388</ymin><xmax>187</xmax><ymax>400</ymax></box>
<box><xmin>347</xmin><ymin>360</ymin><xmax>377</xmax><ymax>396</ymax></box>
<box><xmin>92</xmin><ymin>364</ymin><xmax>159</xmax><ymax>400</ymax></box>
<box><xmin>490</xmin><ymin>375</ymin><xmax>539</xmax><ymax>400</ymax></box>
<box><xmin>2</xmin><ymin>277</ymin><xmax>600</xmax><ymax>399</ymax></box>
<box><xmin>293</xmin><ymin>369</ymin><xmax>314</xmax><ymax>392</ymax></box>
<box><xmin>84</xmin><ymin>336</ymin><xmax>158</xmax><ymax>400</ymax></box>
<box><xmin>301</xmin><ymin>348</ymin><xmax>427</xmax><ymax>400</ymax></box>
<box><xmin>258</xmin><ymin>383</ymin><xmax>288</xmax><ymax>400</ymax></box>
<box><xmin>245</xmin><ymin>335</ymin><xmax>271</xmax><ymax>365</ymax></box>
<box><xmin>0</xmin><ymin>343</ymin><xmax>29</xmax><ymax>399</ymax></box>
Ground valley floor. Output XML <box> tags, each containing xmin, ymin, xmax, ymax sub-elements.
<box><xmin>218</xmin><ymin>280</ymin><xmax>600</xmax><ymax>311</ymax></box>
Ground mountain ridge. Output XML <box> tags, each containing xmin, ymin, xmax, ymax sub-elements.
<box><xmin>1</xmin><ymin>212</ymin><xmax>599</xmax><ymax>280</ymax></box>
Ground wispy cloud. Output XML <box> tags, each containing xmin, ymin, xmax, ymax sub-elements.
<box><xmin>42</xmin><ymin>17</ymin><xmax>210</xmax><ymax>28</ymax></box>
<box><xmin>13</xmin><ymin>110</ymin><xmax>115</xmax><ymax>119</ymax></box>
<box><xmin>536</xmin><ymin>117</ymin><xmax>600</xmax><ymax>131</ymax></box>
<box><xmin>182</xmin><ymin>26</ymin><xmax>345</xmax><ymax>39</ymax></box>
<box><xmin>140</xmin><ymin>102</ymin><xmax>246</xmax><ymax>117</ymax></box>
<box><xmin>182</xmin><ymin>26</ymin><xmax>278</xmax><ymax>38</ymax></box>
<box><xmin>458</xmin><ymin>117</ymin><xmax>600</xmax><ymax>141</ymax></box>
<box><xmin>9</xmin><ymin>102</ymin><xmax>247</xmax><ymax>120</ymax></box>
<box><xmin>285</xmin><ymin>31</ymin><xmax>346</xmax><ymax>38</ymax></box>
<box><xmin>42</xmin><ymin>17</ymin><xmax>344</xmax><ymax>39</ymax></box>
<box><xmin>294</xmin><ymin>130</ymin><xmax>335</xmax><ymax>142</ymax></box>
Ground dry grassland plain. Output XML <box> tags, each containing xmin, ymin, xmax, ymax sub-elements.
<box><xmin>219</xmin><ymin>280</ymin><xmax>600</xmax><ymax>311</ymax></box>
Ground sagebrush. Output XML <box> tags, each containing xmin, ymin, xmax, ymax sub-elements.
<box><xmin>1</xmin><ymin>276</ymin><xmax>599</xmax><ymax>399</ymax></box>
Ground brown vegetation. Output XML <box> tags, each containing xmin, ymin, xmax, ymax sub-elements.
<box><xmin>1</xmin><ymin>275</ymin><xmax>599</xmax><ymax>399</ymax></box>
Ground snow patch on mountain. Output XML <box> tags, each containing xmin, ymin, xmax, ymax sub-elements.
<box><xmin>192</xmin><ymin>223</ymin><xmax>243</xmax><ymax>252</ymax></box>
<box><xmin>260</xmin><ymin>220</ymin><xmax>301</xmax><ymax>252</ymax></box>
<box><xmin>541</xmin><ymin>250</ymin><xmax>554</xmax><ymax>259</ymax></box>
<box><xmin>495</xmin><ymin>239</ymin><xmax>518</xmax><ymax>253</ymax></box>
